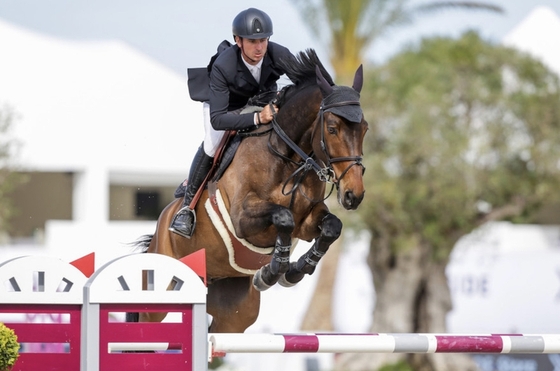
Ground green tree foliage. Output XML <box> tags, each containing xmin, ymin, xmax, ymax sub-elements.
<box><xmin>336</xmin><ymin>30</ymin><xmax>560</xmax><ymax>371</ymax></box>
<box><xmin>360</xmin><ymin>31</ymin><xmax>560</xmax><ymax>260</ymax></box>
<box><xmin>0</xmin><ymin>105</ymin><xmax>25</xmax><ymax>236</ymax></box>
<box><xmin>289</xmin><ymin>0</ymin><xmax>502</xmax><ymax>83</ymax></box>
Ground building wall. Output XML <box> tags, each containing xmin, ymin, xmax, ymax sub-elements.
<box><xmin>109</xmin><ymin>184</ymin><xmax>176</xmax><ymax>221</ymax></box>
<box><xmin>8</xmin><ymin>171</ymin><xmax>179</xmax><ymax>241</ymax></box>
<box><xmin>9</xmin><ymin>172</ymin><xmax>73</xmax><ymax>240</ymax></box>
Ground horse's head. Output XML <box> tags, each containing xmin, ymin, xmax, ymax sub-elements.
<box><xmin>314</xmin><ymin>65</ymin><xmax>368</xmax><ymax>210</ymax></box>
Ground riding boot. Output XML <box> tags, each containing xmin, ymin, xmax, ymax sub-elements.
<box><xmin>169</xmin><ymin>145</ymin><xmax>214</xmax><ymax>238</ymax></box>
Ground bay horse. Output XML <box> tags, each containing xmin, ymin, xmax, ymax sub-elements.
<box><xmin>136</xmin><ymin>49</ymin><xmax>368</xmax><ymax>333</ymax></box>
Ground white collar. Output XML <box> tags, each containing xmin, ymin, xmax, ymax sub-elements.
<box><xmin>241</xmin><ymin>57</ymin><xmax>263</xmax><ymax>82</ymax></box>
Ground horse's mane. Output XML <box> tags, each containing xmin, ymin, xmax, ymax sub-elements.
<box><xmin>277</xmin><ymin>49</ymin><xmax>334</xmax><ymax>106</ymax></box>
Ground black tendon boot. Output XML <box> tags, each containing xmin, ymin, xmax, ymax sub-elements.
<box><xmin>169</xmin><ymin>145</ymin><xmax>213</xmax><ymax>238</ymax></box>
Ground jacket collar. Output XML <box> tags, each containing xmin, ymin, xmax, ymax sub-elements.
<box><xmin>237</xmin><ymin>48</ymin><xmax>272</xmax><ymax>88</ymax></box>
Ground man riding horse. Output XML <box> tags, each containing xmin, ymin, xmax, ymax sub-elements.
<box><xmin>170</xmin><ymin>7</ymin><xmax>296</xmax><ymax>238</ymax></box>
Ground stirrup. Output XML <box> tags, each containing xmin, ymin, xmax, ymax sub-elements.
<box><xmin>169</xmin><ymin>206</ymin><xmax>197</xmax><ymax>238</ymax></box>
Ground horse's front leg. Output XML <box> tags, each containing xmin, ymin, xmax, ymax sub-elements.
<box><xmin>280</xmin><ymin>212</ymin><xmax>342</xmax><ymax>287</ymax></box>
<box><xmin>250</xmin><ymin>207</ymin><xmax>295</xmax><ymax>291</ymax></box>
<box><xmin>230</xmin><ymin>193</ymin><xmax>295</xmax><ymax>291</ymax></box>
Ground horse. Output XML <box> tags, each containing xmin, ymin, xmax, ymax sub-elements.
<box><xmin>135</xmin><ymin>49</ymin><xmax>368</xmax><ymax>333</ymax></box>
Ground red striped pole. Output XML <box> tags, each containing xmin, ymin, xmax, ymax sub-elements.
<box><xmin>209</xmin><ymin>333</ymin><xmax>560</xmax><ymax>358</ymax></box>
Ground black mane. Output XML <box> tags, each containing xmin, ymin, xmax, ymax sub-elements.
<box><xmin>276</xmin><ymin>49</ymin><xmax>334</xmax><ymax>106</ymax></box>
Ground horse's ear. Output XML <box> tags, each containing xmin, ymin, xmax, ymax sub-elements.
<box><xmin>316</xmin><ymin>65</ymin><xmax>333</xmax><ymax>96</ymax></box>
<box><xmin>352</xmin><ymin>64</ymin><xmax>363</xmax><ymax>93</ymax></box>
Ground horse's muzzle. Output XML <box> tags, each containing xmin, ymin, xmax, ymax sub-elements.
<box><xmin>339</xmin><ymin>189</ymin><xmax>365</xmax><ymax>210</ymax></box>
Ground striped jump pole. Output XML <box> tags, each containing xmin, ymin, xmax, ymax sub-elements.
<box><xmin>209</xmin><ymin>333</ymin><xmax>560</xmax><ymax>359</ymax></box>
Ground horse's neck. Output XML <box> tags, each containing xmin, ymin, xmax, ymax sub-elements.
<box><xmin>274</xmin><ymin>88</ymin><xmax>321</xmax><ymax>156</ymax></box>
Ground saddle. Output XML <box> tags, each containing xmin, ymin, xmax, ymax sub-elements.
<box><xmin>173</xmin><ymin>129</ymin><xmax>240</xmax><ymax>200</ymax></box>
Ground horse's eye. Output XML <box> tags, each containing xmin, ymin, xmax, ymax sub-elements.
<box><xmin>327</xmin><ymin>127</ymin><xmax>337</xmax><ymax>135</ymax></box>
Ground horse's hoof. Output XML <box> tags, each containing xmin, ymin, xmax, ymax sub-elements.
<box><xmin>252</xmin><ymin>269</ymin><xmax>272</xmax><ymax>291</ymax></box>
<box><xmin>278</xmin><ymin>263</ymin><xmax>303</xmax><ymax>287</ymax></box>
<box><xmin>278</xmin><ymin>274</ymin><xmax>298</xmax><ymax>288</ymax></box>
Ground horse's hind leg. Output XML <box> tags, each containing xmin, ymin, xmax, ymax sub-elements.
<box><xmin>207</xmin><ymin>277</ymin><xmax>261</xmax><ymax>333</ymax></box>
<box><xmin>281</xmin><ymin>213</ymin><xmax>342</xmax><ymax>286</ymax></box>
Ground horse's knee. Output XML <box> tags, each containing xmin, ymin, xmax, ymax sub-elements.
<box><xmin>321</xmin><ymin>214</ymin><xmax>342</xmax><ymax>241</ymax></box>
<box><xmin>272</xmin><ymin>208</ymin><xmax>295</xmax><ymax>234</ymax></box>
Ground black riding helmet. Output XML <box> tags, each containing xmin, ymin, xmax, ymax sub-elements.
<box><xmin>232</xmin><ymin>8</ymin><xmax>273</xmax><ymax>40</ymax></box>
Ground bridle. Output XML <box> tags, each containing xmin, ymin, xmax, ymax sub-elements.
<box><xmin>267</xmin><ymin>97</ymin><xmax>365</xmax><ymax>203</ymax></box>
<box><xmin>317</xmin><ymin>100</ymin><xmax>365</xmax><ymax>182</ymax></box>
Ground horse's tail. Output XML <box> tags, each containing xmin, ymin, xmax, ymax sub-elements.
<box><xmin>125</xmin><ymin>234</ymin><xmax>153</xmax><ymax>324</ymax></box>
<box><xmin>130</xmin><ymin>234</ymin><xmax>153</xmax><ymax>253</ymax></box>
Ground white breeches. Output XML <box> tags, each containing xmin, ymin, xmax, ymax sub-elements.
<box><xmin>202</xmin><ymin>102</ymin><xmax>224</xmax><ymax>157</ymax></box>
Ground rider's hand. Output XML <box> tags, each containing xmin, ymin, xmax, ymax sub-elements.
<box><xmin>258</xmin><ymin>104</ymin><xmax>278</xmax><ymax>125</ymax></box>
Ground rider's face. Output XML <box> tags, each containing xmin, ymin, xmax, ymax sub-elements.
<box><xmin>236</xmin><ymin>37</ymin><xmax>268</xmax><ymax>65</ymax></box>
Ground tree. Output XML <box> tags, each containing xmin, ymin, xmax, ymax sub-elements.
<box><xmin>335</xmin><ymin>31</ymin><xmax>560</xmax><ymax>370</ymax></box>
<box><xmin>289</xmin><ymin>0</ymin><xmax>503</xmax><ymax>83</ymax></box>
<box><xmin>0</xmin><ymin>105</ymin><xmax>25</xmax><ymax>238</ymax></box>
<box><xmin>292</xmin><ymin>0</ymin><xmax>504</xmax><ymax>337</ymax></box>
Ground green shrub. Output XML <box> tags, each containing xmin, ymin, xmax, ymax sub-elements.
<box><xmin>0</xmin><ymin>323</ymin><xmax>19</xmax><ymax>371</ymax></box>
<box><xmin>379</xmin><ymin>360</ymin><xmax>414</xmax><ymax>371</ymax></box>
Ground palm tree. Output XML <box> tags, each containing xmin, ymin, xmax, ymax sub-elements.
<box><xmin>290</xmin><ymin>0</ymin><xmax>503</xmax><ymax>83</ymax></box>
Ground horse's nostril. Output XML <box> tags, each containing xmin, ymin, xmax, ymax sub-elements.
<box><xmin>344</xmin><ymin>190</ymin><xmax>364</xmax><ymax>209</ymax></box>
<box><xmin>345</xmin><ymin>191</ymin><xmax>355</xmax><ymax>207</ymax></box>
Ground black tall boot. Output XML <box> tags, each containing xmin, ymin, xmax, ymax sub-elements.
<box><xmin>169</xmin><ymin>145</ymin><xmax>214</xmax><ymax>238</ymax></box>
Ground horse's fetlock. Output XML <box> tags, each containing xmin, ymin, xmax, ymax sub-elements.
<box><xmin>296</xmin><ymin>255</ymin><xmax>317</xmax><ymax>274</ymax></box>
<box><xmin>281</xmin><ymin>269</ymin><xmax>305</xmax><ymax>286</ymax></box>
<box><xmin>253</xmin><ymin>268</ymin><xmax>273</xmax><ymax>291</ymax></box>
<box><xmin>258</xmin><ymin>266</ymin><xmax>280</xmax><ymax>287</ymax></box>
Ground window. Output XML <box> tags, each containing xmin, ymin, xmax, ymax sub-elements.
<box><xmin>135</xmin><ymin>191</ymin><xmax>160</xmax><ymax>219</ymax></box>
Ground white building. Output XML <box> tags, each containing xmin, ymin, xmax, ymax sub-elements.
<box><xmin>0</xmin><ymin>18</ymin><xmax>205</xmax><ymax>263</ymax></box>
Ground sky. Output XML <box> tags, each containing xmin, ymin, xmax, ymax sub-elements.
<box><xmin>2</xmin><ymin>0</ymin><xmax>560</xmax><ymax>79</ymax></box>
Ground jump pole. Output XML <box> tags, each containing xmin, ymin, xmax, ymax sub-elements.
<box><xmin>209</xmin><ymin>333</ymin><xmax>560</xmax><ymax>359</ymax></box>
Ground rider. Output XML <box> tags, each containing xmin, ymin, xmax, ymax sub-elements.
<box><xmin>169</xmin><ymin>7</ymin><xmax>296</xmax><ymax>238</ymax></box>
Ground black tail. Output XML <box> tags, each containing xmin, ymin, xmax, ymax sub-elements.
<box><xmin>125</xmin><ymin>235</ymin><xmax>153</xmax><ymax>322</ymax></box>
<box><xmin>130</xmin><ymin>234</ymin><xmax>153</xmax><ymax>252</ymax></box>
